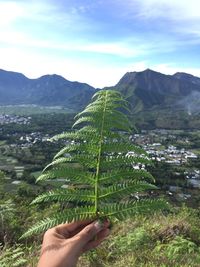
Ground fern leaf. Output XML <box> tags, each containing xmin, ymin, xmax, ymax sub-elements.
<box><xmin>31</xmin><ymin>189</ymin><xmax>95</xmax><ymax>204</ymax></box>
<box><xmin>37</xmin><ymin>167</ymin><xmax>94</xmax><ymax>184</ymax></box>
<box><xmin>53</xmin><ymin>144</ymin><xmax>80</xmax><ymax>159</ymax></box>
<box><xmin>101</xmin><ymin>199</ymin><xmax>168</xmax><ymax>219</ymax></box>
<box><xmin>21</xmin><ymin>206</ymin><xmax>96</xmax><ymax>239</ymax></box>
<box><xmin>50</xmin><ymin>130</ymin><xmax>96</xmax><ymax>142</ymax></box>
<box><xmin>72</xmin><ymin>116</ymin><xmax>96</xmax><ymax>128</ymax></box>
<box><xmin>102</xmin><ymin>142</ymin><xmax>147</xmax><ymax>155</ymax></box>
<box><xmin>101</xmin><ymin>155</ymin><xmax>151</xmax><ymax>170</ymax></box>
<box><xmin>99</xmin><ymin>169</ymin><xmax>155</xmax><ymax>184</ymax></box>
<box><xmin>42</xmin><ymin>157</ymin><xmax>73</xmax><ymax>172</ymax></box>
<box><xmin>99</xmin><ymin>182</ymin><xmax>157</xmax><ymax>200</ymax></box>
<box><xmin>13</xmin><ymin>259</ymin><xmax>28</xmax><ymax>267</ymax></box>
<box><xmin>53</xmin><ymin>143</ymin><xmax>98</xmax><ymax>159</ymax></box>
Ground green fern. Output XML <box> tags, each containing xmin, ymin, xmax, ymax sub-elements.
<box><xmin>0</xmin><ymin>245</ymin><xmax>28</xmax><ymax>267</ymax></box>
<box><xmin>22</xmin><ymin>90</ymin><xmax>167</xmax><ymax>238</ymax></box>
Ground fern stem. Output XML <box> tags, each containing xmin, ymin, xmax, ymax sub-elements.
<box><xmin>95</xmin><ymin>91</ymin><xmax>108</xmax><ymax>216</ymax></box>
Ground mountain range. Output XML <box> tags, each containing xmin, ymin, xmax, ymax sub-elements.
<box><xmin>0</xmin><ymin>69</ymin><xmax>95</xmax><ymax>110</ymax></box>
<box><xmin>0</xmin><ymin>68</ymin><xmax>200</xmax><ymax>127</ymax></box>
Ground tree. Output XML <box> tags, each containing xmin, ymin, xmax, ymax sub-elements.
<box><xmin>22</xmin><ymin>90</ymin><xmax>167</xmax><ymax>238</ymax></box>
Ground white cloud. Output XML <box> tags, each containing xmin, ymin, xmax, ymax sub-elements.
<box><xmin>0</xmin><ymin>1</ymin><xmax>24</xmax><ymax>26</ymax></box>
<box><xmin>124</xmin><ymin>0</ymin><xmax>200</xmax><ymax>20</ymax></box>
<box><xmin>118</xmin><ymin>0</ymin><xmax>200</xmax><ymax>39</ymax></box>
<box><xmin>0</xmin><ymin>28</ymin><xmax>147</xmax><ymax>57</ymax></box>
<box><xmin>151</xmin><ymin>63</ymin><xmax>200</xmax><ymax>78</ymax></box>
<box><xmin>0</xmin><ymin>46</ymin><xmax>143</xmax><ymax>87</ymax></box>
<box><xmin>0</xmin><ymin>1</ymin><xmax>56</xmax><ymax>26</ymax></box>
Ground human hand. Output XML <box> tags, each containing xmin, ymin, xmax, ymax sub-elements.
<box><xmin>37</xmin><ymin>219</ymin><xmax>110</xmax><ymax>267</ymax></box>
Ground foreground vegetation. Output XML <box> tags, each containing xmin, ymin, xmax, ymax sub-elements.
<box><xmin>2</xmin><ymin>207</ymin><xmax>200</xmax><ymax>266</ymax></box>
<box><xmin>79</xmin><ymin>207</ymin><xmax>200</xmax><ymax>267</ymax></box>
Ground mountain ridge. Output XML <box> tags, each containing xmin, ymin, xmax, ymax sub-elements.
<box><xmin>0</xmin><ymin>69</ymin><xmax>96</xmax><ymax>110</ymax></box>
<box><xmin>1</xmin><ymin>68</ymin><xmax>200</xmax><ymax>115</ymax></box>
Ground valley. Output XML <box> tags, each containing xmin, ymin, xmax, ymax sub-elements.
<box><xmin>1</xmin><ymin>112</ymin><xmax>200</xmax><ymax>207</ymax></box>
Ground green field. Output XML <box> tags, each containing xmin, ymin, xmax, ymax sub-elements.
<box><xmin>0</xmin><ymin>140</ymin><xmax>7</xmax><ymax>145</ymax></box>
<box><xmin>0</xmin><ymin>105</ymin><xmax>73</xmax><ymax>115</ymax></box>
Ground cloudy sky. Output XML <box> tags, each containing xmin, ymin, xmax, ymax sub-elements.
<box><xmin>0</xmin><ymin>0</ymin><xmax>200</xmax><ymax>87</ymax></box>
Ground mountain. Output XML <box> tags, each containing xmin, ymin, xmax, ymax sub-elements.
<box><xmin>173</xmin><ymin>72</ymin><xmax>200</xmax><ymax>86</ymax></box>
<box><xmin>105</xmin><ymin>69</ymin><xmax>200</xmax><ymax>129</ymax></box>
<box><xmin>0</xmin><ymin>69</ymin><xmax>96</xmax><ymax>110</ymax></box>
<box><xmin>1</xmin><ymin>68</ymin><xmax>200</xmax><ymax>129</ymax></box>
<box><xmin>106</xmin><ymin>69</ymin><xmax>200</xmax><ymax>112</ymax></box>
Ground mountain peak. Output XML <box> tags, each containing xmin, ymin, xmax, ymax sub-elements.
<box><xmin>117</xmin><ymin>69</ymin><xmax>164</xmax><ymax>86</ymax></box>
<box><xmin>143</xmin><ymin>68</ymin><xmax>155</xmax><ymax>73</ymax></box>
<box><xmin>38</xmin><ymin>74</ymin><xmax>68</xmax><ymax>83</ymax></box>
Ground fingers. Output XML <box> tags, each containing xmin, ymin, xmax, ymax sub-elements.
<box><xmin>75</xmin><ymin>220</ymin><xmax>110</xmax><ymax>247</ymax></box>
<box><xmin>83</xmin><ymin>227</ymin><xmax>110</xmax><ymax>253</ymax></box>
<box><xmin>54</xmin><ymin>219</ymin><xmax>93</xmax><ymax>238</ymax></box>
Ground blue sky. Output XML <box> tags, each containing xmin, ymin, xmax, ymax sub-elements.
<box><xmin>0</xmin><ymin>0</ymin><xmax>200</xmax><ymax>87</ymax></box>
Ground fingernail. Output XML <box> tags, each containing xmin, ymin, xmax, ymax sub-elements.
<box><xmin>94</xmin><ymin>220</ymin><xmax>103</xmax><ymax>231</ymax></box>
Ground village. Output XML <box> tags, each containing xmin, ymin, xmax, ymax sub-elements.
<box><xmin>0</xmin><ymin>114</ymin><xmax>31</xmax><ymax>125</ymax></box>
<box><xmin>0</xmin><ymin>113</ymin><xmax>200</xmax><ymax>205</ymax></box>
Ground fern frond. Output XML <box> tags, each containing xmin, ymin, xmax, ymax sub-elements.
<box><xmin>37</xmin><ymin>167</ymin><xmax>94</xmax><ymax>185</ymax></box>
<box><xmin>21</xmin><ymin>206</ymin><xmax>96</xmax><ymax>239</ymax></box>
<box><xmin>31</xmin><ymin>189</ymin><xmax>95</xmax><ymax>204</ymax></box>
<box><xmin>53</xmin><ymin>144</ymin><xmax>80</xmax><ymax>159</ymax></box>
<box><xmin>42</xmin><ymin>157</ymin><xmax>74</xmax><ymax>172</ymax></box>
<box><xmin>99</xmin><ymin>169</ymin><xmax>155</xmax><ymax>184</ymax></box>
<box><xmin>101</xmin><ymin>199</ymin><xmax>168</xmax><ymax>219</ymax></box>
<box><xmin>101</xmin><ymin>155</ymin><xmax>151</xmax><ymax>170</ymax></box>
<box><xmin>43</xmin><ymin>154</ymin><xmax>98</xmax><ymax>172</ymax></box>
<box><xmin>99</xmin><ymin>182</ymin><xmax>157</xmax><ymax>200</ymax></box>
<box><xmin>53</xmin><ymin>143</ymin><xmax>98</xmax><ymax>159</ymax></box>
<box><xmin>13</xmin><ymin>258</ymin><xmax>28</xmax><ymax>267</ymax></box>
<box><xmin>102</xmin><ymin>142</ymin><xmax>147</xmax><ymax>155</ymax></box>
<box><xmin>23</xmin><ymin>90</ymin><xmax>167</xmax><ymax>239</ymax></box>
<box><xmin>72</xmin><ymin>116</ymin><xmax>96</xmax><ymax>128</ymax></box>
<box><xmin>49</xmin><ymin>130</ymin><xmax>97</xmax><ymax>142</ymax></box>
<box><xmin>10</xmin><ymin>251</ymin><xmax>24</xmax><ymax>260</ymax></box>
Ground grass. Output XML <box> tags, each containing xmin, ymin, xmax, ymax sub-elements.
<box><xmin>190</xmin><ymin>149</ymin><xmax>200</xmax><ymax>155</ymax></box>
<box><xmin>0</xmin><ymin>141</ymin><xmax>7</xmax><ymax>146</ymax></box>
<box><xmin>77</xmin><ymin>206</ymin><xmax>200</xmax><ymax>267</ymax></box>
<box><xmin>31</xmin><ymin>171</ymin><xmax>41</xmax><ymax>179</ymax></box>
<box><xmin>1</xmin><ymin>206</ymin><xmax>200</xmax><ymax>266</ymax></box>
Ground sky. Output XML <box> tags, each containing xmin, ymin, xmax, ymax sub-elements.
<box><xmin>0</xmin><ymin>0</ymin><xmax>200</xmax><ymax>88</ymax></box>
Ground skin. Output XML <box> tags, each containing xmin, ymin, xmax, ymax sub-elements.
<box><xmin>37</xmin><ymin>219</ymin><xmax>110</xmax><ymax>267</ymax></box>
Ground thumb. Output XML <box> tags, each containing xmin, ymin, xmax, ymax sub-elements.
<box><xmin>75</xmin><ymin>220</ymin><xmax>103</xmax><ymax>246</ymax></box>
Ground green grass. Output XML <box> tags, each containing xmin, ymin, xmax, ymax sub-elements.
<box><xmin>77</xmin><ymin>206</ymin><xmax>200</xmax><ymax>267</ymax></box>
<box><xmin>31</xmin><ymin>171</ymin><xmax>41</xmax><ymax>179</ymax></box>
<box><xmin>0</xmin><ymin>140</ymin><xmax>7</xmax><ymax>146</ymax></box>
<box><xmin>190</xmin><ymin>149</ymin><xmax>200</xmax><ymax>155</ymax></box>
<box><xmin>1</xmin><ymin>206</ymin><xmax>200</xmax><ymax>266</ymax></box>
